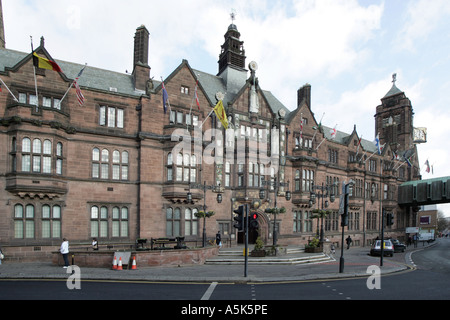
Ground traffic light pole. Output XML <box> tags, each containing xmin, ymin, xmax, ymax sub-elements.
<box><xmin>244</xmin><ymin>204</ymin><xmax>248</xmax><ymax>277</ymax></box>
<box><xmin>380</xmin><ymin>208</ymin><xmax>385</xmax><ymax>267</ymax></box>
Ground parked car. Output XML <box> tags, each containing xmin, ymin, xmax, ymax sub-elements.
<box><xmin>370</xmin><ymin>239</ymin><xmax>394</xmax><ymax>257</ymax></box>
<box><xmin>388</xmin><ymin>238</ymin><xmax>406</xmax><ymax>252</ymax></box>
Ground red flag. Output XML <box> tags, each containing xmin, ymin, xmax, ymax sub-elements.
<box><xmin>194</xmin><ymin>81</ymin><xmax>200</xmax><ymax>109</ymax></box>
<box><xmin>73</xmin><ymin>80</ymin><xmax>85</xmax><ymax>106</ymax></box>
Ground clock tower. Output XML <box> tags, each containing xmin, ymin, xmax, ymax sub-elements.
<box><xmin>375</xmin><ymin>74</ymin><xmax>415</xmax><ymax>154</ymax></box>
<box><xmin>217</xmin><ymin>17</ymin><xmax>246</xmax><ymax>76</ymax></box>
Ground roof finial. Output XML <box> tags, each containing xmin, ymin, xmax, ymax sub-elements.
<box><xmin>230</xmin><ymin>8</ymin><xmax>237</xmax><ymax>24</ymax></box>
<box><xmin>392</xmin><ymin>73</ymin><xmax>397</xmax><ymax>84</ymax></box>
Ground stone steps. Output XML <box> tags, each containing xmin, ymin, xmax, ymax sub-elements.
<box><xmin>205</xmin><ymin>246</ymin><xmax>334</xmax><ymax>265</ymax></box>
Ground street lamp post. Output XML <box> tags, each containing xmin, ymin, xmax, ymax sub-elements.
<box><xmin>260</xmin><ymin>177</ymin><xmax>291</xmax><ymax>246</ymax></box>
<box><xmin>339</xmin><ymin>180</ymin><xmax>353</xmax><ymax>273</ymax></box>
<box><xmin>309</xmin><ymin>182</ymin><xmax>336</xmax><ymax>243</ymax></box>
<box><xmin>187</xmin><ymin>181</ymin><xmax>223</xmax><ymax>247</ymax></box>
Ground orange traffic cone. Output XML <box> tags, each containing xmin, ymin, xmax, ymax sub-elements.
<box><xmin>131</xmin><ymin>256</ymin><xmax>137</xmax><ymax>270</ymax></box>
<box><xmin>117</xmin><ymin>257</ymin><xmax>123</xmax><ymax>270</ymax></box>
<box><xmin>112</xmin><ymin>256</ymin><xmax>117</xmax><ymax>270</ymax></box>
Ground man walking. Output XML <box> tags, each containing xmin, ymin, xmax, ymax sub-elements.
<box><xmin>60</xmin><ymin>238</ymin><xmax>70</xmax><ymax>268</ymax></box>
<box><xmin>346</xmin><ymin>235</ymin><xmax>353</xmax><ymax>249</ymax></box>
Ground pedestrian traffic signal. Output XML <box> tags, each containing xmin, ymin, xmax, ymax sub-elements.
<box><xmin>233</xmin><ymin>205</ymin><xmax>245</xmax><ymax>231</ymax></box>
<box><xmin>249</xmin><ymin>212</ymin><xmax>259</xmax><ymax>229</ymax></box>
<box><xmin>386</xmin><ymin>213</ymin><xmax>394</xmax><ymax>226</ymax></box>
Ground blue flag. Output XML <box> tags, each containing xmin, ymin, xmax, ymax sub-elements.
<box><xmin>162</xmin><ymin>81</ymin><xmax>169</xmax><ymax>114</ymax></box>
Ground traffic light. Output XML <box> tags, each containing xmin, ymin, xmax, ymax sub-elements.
<box><xmin>386</xmin><ymin>213</ymin><xmax>394</xmax><ymax>226</ymax></box>
<box><xmin>249</xmin><ymin>212</ymin><xmax>259</xmax><ymax>229</ymax></box>
<box><xmin>341</xmin><ymin>189</ymin><xmax>349</xmax><ymax>227</ymax></box>
<box><xmin>233</xmin><ymin>205</ymin><xmax>245</xmax><ymax>231</ymax></box>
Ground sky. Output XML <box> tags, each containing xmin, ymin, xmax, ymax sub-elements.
<box><xmin>3</xmin><ymin>0</ymin><xmax>450</xmax><ymax>216</ymax></box>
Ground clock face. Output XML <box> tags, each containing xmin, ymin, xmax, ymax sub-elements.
<box><xmin>413</xmin><ymin>127</ymin><xmax>427</xmax><ymax>143</ymax></box>
<box><xmin>249</xmin><ymin>61</ymin><xmax>258</xmax><ymax>71</ymax></box>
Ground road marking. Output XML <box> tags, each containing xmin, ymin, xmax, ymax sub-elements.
<box><xmin>201</xmin><ymin>281</ymin><xmax>218</xmax><ymax>300</ymax></box>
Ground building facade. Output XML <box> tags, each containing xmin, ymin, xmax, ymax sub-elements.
<box><xmin>0</xmin><ymin>16</ymin><xmax>421</xmax><ymax>261</ymax></box>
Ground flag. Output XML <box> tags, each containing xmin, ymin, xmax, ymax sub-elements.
<box><xmin>76</xmin><ymin>64</ymin><xmax>86</xmax><ymax>78</ymax></box>
<box><xmin>424</xmin><ymin>159</ymin><xmax>430</xmax><ymax>173</ymax></box>
<box><xmin>73</xmin><ymin>65</ymin><xmax>86</xmax><ymax>106</ymax></box>
<box><xmin>32</xmin><ymin>52</ymin><xmax>62</xmax><ymax>72</ymax></box>
<box><xmin>330</xmin><ymin>126</ymin><xmax>337</xmax><ymax>139</ymax></box>
<box><xmin>73</xmin><ymin>80</ymin><xmax>85</xmax><ymax>106</ymax></box>
<box><xmin>312</xmin><ymin>121</ymin><xmax>322</xmax><ymax>131</ymax></box>
<box><xmin>374</xmin><ymin>133</ymin><xmax>381</xmax><ymax>154</ymax></box>
<box><xmin>162</xmin><ymin>81</ymin><xmax>169</xmax><ymax>114</ymax></box>
<box><xmin>392</xmin><ymin>151</ymin><xmax>400</xmax><ymax>160</ymax></box>
<box><xmin>300</xmin><ymin>115</ymin><xmax>303</xmax><ymax>139</ymax></box>
<box><xmin>356</xmin><ymin>135</ymin><xmax>362</xmax><ymax>155</ymax></box>
<box><xmin>406</xmin><ymin>157</ymin><xmax>412</xmax><ymax>167</ymax></box>
<box><xmin>213</xmin><ymin>100</ymin><xmax>228</xmax><ymax>129</ymax></box>
<box><xmin>194</xmin><ymin>81</ymin><xmax>200</xmax><ymax>110</ymax></box>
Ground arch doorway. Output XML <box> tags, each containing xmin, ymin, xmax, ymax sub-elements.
<box><xmin>236</xmin><ymin>210</ymin><xmax>268</xmax><ymax>245</ymax></box>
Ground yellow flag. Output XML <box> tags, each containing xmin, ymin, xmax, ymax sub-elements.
<box><xmin>213</xmin><ymin>100</ymin><xmax>228</xmax><ymax>129</ymax></box>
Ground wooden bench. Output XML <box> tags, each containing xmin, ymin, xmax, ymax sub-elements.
<box><xmin>150</xmin><ymin>237</ymin><xmax>186</xmax><ymax>250</ymax></box>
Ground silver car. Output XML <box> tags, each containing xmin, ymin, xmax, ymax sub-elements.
<box><xmin>370</xmin><ymin>239</ymin><xmax>394</xmax><ymax>257</ymax></box>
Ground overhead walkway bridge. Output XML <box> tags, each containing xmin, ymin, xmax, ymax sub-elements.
<box><xmin>398</xmin><ymin>176</ymin><xmax>450</xmax><ymax>206</ymax></box>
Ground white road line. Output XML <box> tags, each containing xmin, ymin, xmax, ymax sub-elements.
<box><xmin>201</xmin><ymin>281</ymin><xmax>218</xmax><ymax>300</ymax></box>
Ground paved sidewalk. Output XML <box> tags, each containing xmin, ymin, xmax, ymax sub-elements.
<box><xmin>0</xmin><ymin>240</ymin><xmax>436</xmax><ymax>283</ymax></box>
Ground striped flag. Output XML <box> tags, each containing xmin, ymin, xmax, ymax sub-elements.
<box><xmin>33</xmin><ymin>52</ymin><xmax>62</xmax><ymax>72</ymax></box>
<box><xmin>73</xmin><ymin>65</ymin><xmax>86</xmax><ymax>106</ymax></box>
<box><xmin>73</xmin><ymin>80</ymin><xmax>85</xmax><ymax>106</ymax></box>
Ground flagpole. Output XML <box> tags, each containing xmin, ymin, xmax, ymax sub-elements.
<box><xmin>60</xmin><ymin>63</ymin><xmax>87</xmax><ymax>104</ymax></box>
<box><xmin>0</xmin><ymin>77</ymin><xmax>19</xmax><ymax>102</ymax></box>
<box><xmin>315</xmin><ymin>137</ymin><xmax>326</xmax><ymax>151</ymax></box>
<box><xmin>312</xmin><ymin>112</ymin><xmax>325</xmax><ymax>142</ymax></box>
<box><xmin>161</xmin><ymin>77</ymin><xmax>172</xmax><ymax>114</ymax></box>
<box><xmin>200</xmin><ymin>108</ymin><xmax>215</xmax><ymax>129</ymax></box>
<box><xmin>364</xmin><ymin>143</ymin><xmax>385</xmax><ymax>163</ymax></box>
<box><xmin>187</xmin><ymin>79</ymin><xmax>199</xmax><ymax>130</ymax></box>
<box><xmin>30</xmin><ymin>36</ymin><xmax>39</xmax><ymax>112</ymax></box>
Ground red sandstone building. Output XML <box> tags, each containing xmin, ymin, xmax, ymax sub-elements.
<box><xmin>0</xmin><ymin>8</ymin><xmax>421</xmax><ymax>261</ymax></box>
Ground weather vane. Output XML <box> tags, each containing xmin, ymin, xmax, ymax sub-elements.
<box><xmin>230</xmin><ymin>9</ymin><xmax>237</xmax><ymax>24</ymax></box>
<box><xmin>392</xmin><ymin>73</ymin><xmax>397</xmax><ymax>84</ymax></box>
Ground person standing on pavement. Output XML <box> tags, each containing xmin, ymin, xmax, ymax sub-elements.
<box><xmin>60</xmin><ymin>238</ymin><xmax>70</xmax><ymax>268</ymax></box>
<box><xmin>346</xmin><ymin>235</ymin><xmax>352</xmax><ymax>249</ymax></box>
<box><xmin>92</xmin><ymin>238</ymin><xmax>98</xmax><ymax>250</ymax></box>
<box><xmin>215</xmin><ymin>231</ymin><xmax>222</xmax><ymax>248</ymax></box>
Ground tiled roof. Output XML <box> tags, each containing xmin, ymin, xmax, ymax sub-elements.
<box><xmin>0</xmin><ymin>48</ymin><xmax>140</xmax><ymax>97</ymax></box>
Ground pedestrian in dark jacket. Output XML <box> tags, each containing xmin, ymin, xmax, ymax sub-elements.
<box><xmin>346</xmin><ymin>236</ymin><xmax>352</xmax><ymax>249</ymax></box>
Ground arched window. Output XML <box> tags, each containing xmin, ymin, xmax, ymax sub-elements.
<box><xmin>166</xmin><ymin>207</ymin><xmax>181</xmax><ymax>237</ymax></box>
<box><xmin>42</xmin><ymin>204</ymin><xmax>61</xmax><ymax>238</ymax></box>
<box><xmin>14</xmin><ymin>204</ymin><xmax>35</xmax><ymax>239</ymax></box>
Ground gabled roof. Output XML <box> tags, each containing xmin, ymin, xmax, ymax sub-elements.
<box><xmin>0</xmin><ymin>47</ymin><xmax>141</xmax><ymax>97</ymax></box>
<box><xmin>322</xmin><ymin>125</ymin><xmax>379</xmax><ymax>154</ymax></box>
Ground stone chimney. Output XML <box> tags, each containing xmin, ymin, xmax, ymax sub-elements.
<box><xmin>0</xmin><ymin>0</ymin><xmax>5</xmax><ymax>48</ymax></box>
<box><xmin>297</xmin><ymin>83</ymin><xmax>311</xmax><ymax>108</ymax></box>
<box><xmin>132</xmin><ymin>25</ymin><xmax>150</xmax><ymax>92</ymax></box>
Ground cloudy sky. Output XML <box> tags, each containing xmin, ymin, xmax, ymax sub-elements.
<box><xmin>3</xmin><ymin>0</ymin><xmax>450</xmax><ymax>215</ymax></box>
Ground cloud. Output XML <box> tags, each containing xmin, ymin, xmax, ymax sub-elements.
<box><xmin>225</xmin><ymin>0</ymin><xmax>384</xmax><ymax>109</ymax></box>
<box><xmin>396</xmin><ymin>0</ymin><xmax>450</xmax><ymax>52</ymax></box>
